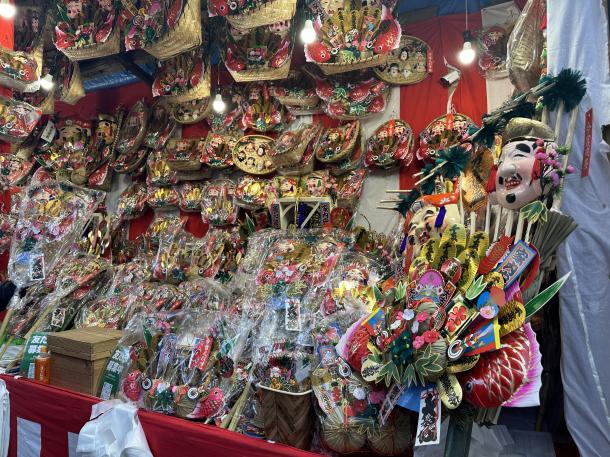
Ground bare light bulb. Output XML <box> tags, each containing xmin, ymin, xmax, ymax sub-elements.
<box><xmin>39</xmin><ymin>74</ymin><xmax>54</xmax><ymax>91</ymax></box>
<box><xmin>458</xmin><ymin>41</ymin><xmax>476</xmax><ymax>65</ymax></box>
<box><xmin>0</xmin><ymin>1</ymin><xmax>16</xmax><ymax>19</ymax></box>
<box><xmin>300</xmin><ymin>19</ymin><xmax>316</xmax><ymax>44</ymax></box>
<box><xmin>212</xmin><ymin>93</ymin><xmax>226</xmax><ymax>114</ymax></box>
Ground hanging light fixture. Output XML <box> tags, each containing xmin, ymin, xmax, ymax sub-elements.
<box><xmin>0</xmin><ymin>0</ymin><xmax>16</xmax><ymax>19</ymax></box>
<box><xmin>39</xmin><ymin>74</ymin><xmax>55</xmax><ymax>91</ymax></box>
<box><xmin>212</xmin><ymin>64</ymin><xmax>226</xmax><ymax>113</ymax></box>
<box><xmin>458</xmin><ymin>0</ymin><xmax>476</xmax><ymax>65</ymax></box>
<box><xmin>300</xmin><ymin>19</ymin><xmax>316</xmax><ymax>44</ymax></box>
<box><xmin>212</xmin><ymin>92</ymin><xmax>226</xmax><ymax>113</ymax></box>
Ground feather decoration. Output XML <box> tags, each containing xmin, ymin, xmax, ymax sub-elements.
<box><xmin>417</xmin><ymin>163</ymin><xmax>436</xmax><ymax>195</ymax></box>
<box><xmin>435</xmin><ymin>146</ymin><xmax>471</xmax><ymax>180</ymax></box>
<box><xmin>471</xmin><ymin>102</ymin><xmax>536</xmax><ymax>147</ymax></box>
<box><xmin>395</xmin><ymin>189</ymin><xmax>421</xmax><ymax>216</ymax></box>
<box><xmin>542</xmin><ymin>69</ymin><xmax>587</xmax><ymax>112</ymax></box>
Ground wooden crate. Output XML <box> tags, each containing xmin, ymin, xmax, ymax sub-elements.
<box><xmin>47</xmin><ymin>328</ymin><xmax>123</xmax><ymax>396</ymax></box>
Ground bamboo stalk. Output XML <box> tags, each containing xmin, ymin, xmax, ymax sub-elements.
<box><xmin>514</xmin><ymin>213</ymin><xmax>525</xmax><ymax>242</ymax></box>
<box><xmin>504</xmin><ymin>210</ymin><xmax>515</xmax><ymax>236</ymax></box>
<box><xmin>386</xmin><ymin>189</ymin><xmax>413</xmax><ymax>194</ymax></box>
<box><xmin>484</xmin><ymin>200</ymin><xmax>492</xmax><ymax>237</ymax></box>
<box><xmin>493</xmin><ymin>206</ymin><xmax>502</xmax><ymax>241</ymax></box>
<box><xmin>227</xmin><ymin>382</ymin><xmax>253</xmax><ymax>431</ymax></box>
<box><xmin>469</xmin><ymin>212</ymin><xmax>476</xmax><ymax>236</ymax></box>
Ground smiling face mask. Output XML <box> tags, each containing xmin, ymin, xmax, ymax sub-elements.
<box><xmin>495</xmin><ymin>138</ymin><xmax>541</xmax><ymax>210</ymax></box>
<box><xmin>494</xmin><ymin>117</ymin><xmax>555</xmax><ymax>210</ymax></box>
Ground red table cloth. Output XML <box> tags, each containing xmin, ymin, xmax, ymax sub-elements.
<box><xmin>0</xmin><ymin>374</ymin><xmax>320</xmax><ymax>457</ymax></box>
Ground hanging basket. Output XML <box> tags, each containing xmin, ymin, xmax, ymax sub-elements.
<box><xmin>317</xmin><ymin>53</ymin><xmax>389</xmax><ymax>76</ymax></box>
<box><xmin>57</xmin><ymin>27</ymin><xmax>120</xmax><ymax>62</ymax></box>
<box><xmin>171</xmin><ymin>97</ymin><xmax>211</xmax><ymax>124</ymax></box>
<box><xmin>144</xmin><ymin>0</ymin><xmax>202</xmax><ymax>61</ymax></box>
<box><xmin>226</xmin><ymin>58</ymin><xmax>291</xmax><ymax>83</ymax></box>
<box><xmin>258</xmin><ymin>384</ymin><xmax>314</xmax><ymax>450</ymax></box>
<box><xmin>157</xmin><ymin>68</ymin><xmax>211</xmax><ymax>104</ymax></box>
<box><xmin>226</xmin><ymin>0</ymin><xmax>296</xmax><ymax>29</ymax></box>
<box><xmin>31</xmin><ymin>42</ymin><xmax>44</xmax><ymax>79</ymax></box>
<box><xmin>59</xmin><ymin>63</ymin><xmax>85</xmax><ymax>105</ymax></box>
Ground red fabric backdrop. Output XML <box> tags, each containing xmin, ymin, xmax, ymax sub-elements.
<box><xmin>399</xmin><ymin>12</ymin><xmax>486</xmax><ymax>191</ymax></box>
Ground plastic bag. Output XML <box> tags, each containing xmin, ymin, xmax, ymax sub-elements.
<box><xmin>506</xmin><ymin>0</ymin><xmax>545</xmax><ymax>92</ymax></box>
<box><xmin>0</xmin><ymin>96</ymin><xmax>41</xmax><ymax>143</ymax></box>
<box><xmin>75</xmin><ymin>400</ymin><xmax>153</xmax><ymax>457</ymax></box>
<box><xmin>8</xmin><ymin>181</ymin><xmax>104</xmax><ymax>289</ymax></box>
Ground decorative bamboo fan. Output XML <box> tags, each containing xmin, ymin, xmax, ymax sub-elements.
<box><xmin>53</xmin><ymin>0</ymin><xmax>120</xmax><ymax>60</ymax></box>
<box><xmin>217</xmin><ymin>0</ymin><xmax>297</xmax><ymax>29</ymax></box>
<box><xmin>418</xmin><ymin>113</ymin><xmax>477</xmax><ymax>161</ymax></box>
<box><xmin>152</xmin><ymin>48</ymin><xmax>211</xmax><ymax>103</ymax></box>
<box><xmin>232</xmin><ymin>135</ymin><xmax>276</xmax><ymax>175</ymax></box>
<box><xmin>224</xmin><ymin>21</ymin><xmax>293</xmax><ymax>82</ymax></box>
<box><xmin>315</xmin><ymin>121</ymin><xmax>360</xmax><ymax>163</ymax></box>
<box><xmin>374</xmin><ymin>35</ymin><xmax>432</xmax><ymax>85</ymax></box>
<box><xmin>365</xmin><ymin>119</ymin><xmax>414</xmax><ymax>169</ymax></box>
<box><xmin>171</xmin><ymin>97</ymin><xmax>211</xmax><ymax>124</ymax></box>
<box><xmin>305</xmin><ymin>0</ymin><xmax>401</xmax><ymax>75</ymax></box>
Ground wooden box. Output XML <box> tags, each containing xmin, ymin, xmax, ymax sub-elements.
<box><xmin>47</xmin><ymin>327</ymin><xmax>123</xmax><ymax>396</ymax></box>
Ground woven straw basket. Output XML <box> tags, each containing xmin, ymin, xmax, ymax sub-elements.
<box><xmin>331</xmin><ymin>92</ymin><xmax>389</xmax><ymax>121</ymax></box>
<box><xmin>274</xmin><ymin>93</ymin><xmax>319</xmax><ymax>108</ymax></box>
<box><xmin>258</xmin><ymin>385</ymin><xmax>314</xmax><ymax>450</ymax></box>
<box><xmin>226</xmin><ymin>0</ymin><xmax>296</xmax><ymax>29</ymax></box>
<box><xmin>60</xmin><ymin>63</ymin><xmax>85</xmax><ymax>105</ymax></box>
<box><xmin>31</xmin><ymin>42</ymin><xmax>44</xmax><ymax>79</ymax></box>
<box><xmin>315</xmin><ymin>121</ymin><xmax>360</xmax><ymax>163</ymax></box>
<box><xmin>171</xmin><ymin>97</ymin><xmax>212</xmax><ymax>124</ymax></box>
<box><xmin>144</xmin><ymin>0</ymin><xmax>202</xmax><ymax>61</ymax></box>
<box><xmin>317</xmin><ymin>53</ymin><xmax>389</xmax><ymax>76</ymax></box>
<box><xmin>58</xmin><ymin>27</ymin><xmax>120</xmax><ymax>61</ymax></box>
<box><xmin>227</xmin><ymin>58</ymin><xmax>291</xmax><ymax>83</ymax></box>
<box><xmin>159</xmin><ymin>69</ymin><xmax>211</xmax><ymax>104</ymax></box>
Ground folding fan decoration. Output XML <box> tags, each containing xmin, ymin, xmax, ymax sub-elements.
<box><xmin>119</xmin><ymin>0</ymin><xmax>202</xmax><ymax>60</ymax></box>
<box><xmin>374</xmin><ymin>35</ymin><xmax>432</xmax><ymax>85</ymax></box>
<box><xmin>315</xmin><ymin>73</ymin><xmax>389</xmax><ymax>119</ymax></box>
<box><xmin>209</xmin><ymin>0</ymin><xmax>296</xmax><ymax>29</ymax></box>
<box><xmin>152</xmin><ymin>48</ymin><xmax>211</xmax><ymax>103</ymax></box>
<box><xmin>224</xmin><ymin>21</ymin><xmax>294</xmax><ymax>82</ymax></box>
<box><xmin>304</xmin><ymin>0</ymin><xmax>401</xmax><ymax>75</ymax></box>
<box><xmin>53</xmin><ymin>0</ymin><xmax>120</xmax><ymax>60</ymax></box>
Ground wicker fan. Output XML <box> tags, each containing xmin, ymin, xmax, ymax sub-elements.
<box><xmin>305</xmin><ymin>0</ymin><xmax>401</xmax><ymax>75</ymax></box>
<box><xmin>224</xmin><ymin>22</ymin><xmax>293</xmax><ymax>82</ymax></box>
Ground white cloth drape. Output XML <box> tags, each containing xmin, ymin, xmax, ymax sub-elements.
<box><xmin>0</xmin><ymin>379</ymin><xmax>9</xmax><ymax>457</ymax></box>
<box><xmin>547</xmin><ymin>1</ymin><xmax>610</xmax><ymax>456</ymax></box>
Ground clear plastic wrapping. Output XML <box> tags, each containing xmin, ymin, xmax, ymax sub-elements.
<box><xmin>8</xmin><ymin>181</ymin><xmax>104</xmax><ymax>289</ymax></box>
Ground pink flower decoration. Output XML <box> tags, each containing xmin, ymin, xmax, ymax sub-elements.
<box><xmin>416</xmin><ymin>311</ymin><xmax>429</xmax><ymax>323</ymax></box>
<box><xmin>551</xmin><ymin>171</ymin><xmax>560</xmax><ymax>186</ymax></box>
<box><xmin>535</xmin><ymin>152</ymin><xmax>547</xmax><ymax>160</ymax></box>
<box><xmin>536</xmin><ymin>139</ymin><xmax>545</xmax><ymax>146</ymax></box>
<box><xmin>566</xmin><ymin>165</ymin><xmax>576</xmax><ymax>174</ymax></box>
<box><xmin>422</xmin><ymin>330</ymin><xmax>439</xmax><ymax>344</ymax></box>
<box><xmin>413</xmin><ymin>335</ymin><xmax>425</xmax><ymax>349</ymax></box>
